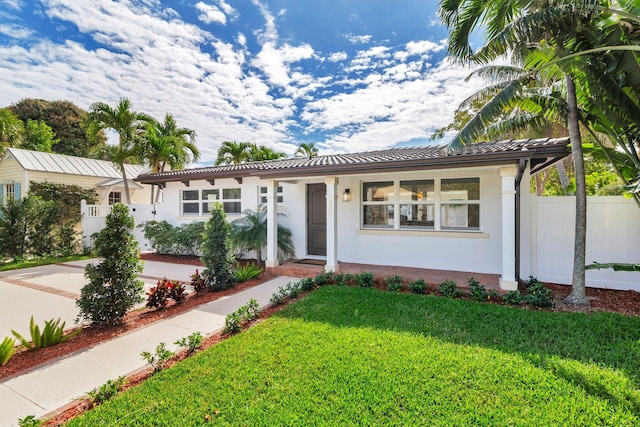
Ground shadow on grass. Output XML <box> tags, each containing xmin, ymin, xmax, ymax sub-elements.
<box><xmin>275</xmin><ymin>286</ymin><xmax>640</xmax><ymax>413</ymax></box>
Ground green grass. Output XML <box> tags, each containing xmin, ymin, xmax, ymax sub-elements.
<box><xmin>0</xmin><ymin>254</ymin><xmax>93</xmax><ymax>272</ymax></box>
<box><xmin>67</xmin><ymin>287</ymin><xmax>640</xmax><ymax>426</ymax></box>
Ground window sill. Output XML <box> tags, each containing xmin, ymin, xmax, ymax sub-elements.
<box><xmin>356</xmin><ymin>229</ymin><xmax>490</xmax><ymax>239</ymax></box>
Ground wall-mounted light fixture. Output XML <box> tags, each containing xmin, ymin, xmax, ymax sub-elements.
<box><xmin>342</xmin><ymin>188</ymin><xmax>351</xmax><ymax>202</ymax></box>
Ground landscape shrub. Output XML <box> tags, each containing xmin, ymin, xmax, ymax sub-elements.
<box><xmin>270</xmin><ymin>285</ymin><xmax>291</xmax><ymax>306</ymax></box>
<box><xmin>141</xmin><ymin>220</ymin><xmax>205</xmax><ymax>256</ymax></box>
<box><xmin>223</xmin><ymin>299</ymin><xmax>260</xmax><ymax>334</ymax></box>
<box><xmin>314</xmin><ymin>271</ymin><xmax>335</xmax><ymax>286</ymax></box>
<box><xmin>298</xmin><ymin>277</ymin><xmax>316</xmax><ymax>292</ymax></box>
<box><xmin>524</xmin><ymin>276</ymin><xmax>555</xmax><ymax>308</ymax></box>
<box><xmin>235</xmin><ymin>263</ymin><xmax>262</xmax><ymax>282</ymax></box>
<box><xmin>189</xmin><ymin>269</ymin><xmax>208</xmax><ymax>293</ymax></box>
<box><xmin>468</xmin><ymin>278</ymin><xmax>488</xmax><ymax>302</ymax></box>
<box><xmin>355</xmin><ymin>271</ymin><xmax>375</xmax><ymax>288</ymax></box>
<box><xmin>0</xmin><ymin>337</ymin><xmax>16</xmax><ymax>365</ymax></box>
<box><xmin>76</xmin><ymin>203</ymin><xmax>144</xmax><ymax>326</ymax></box>
<box><xmin>385</xmin><ymin>275</ymin><xmax>403</xmax><ymax>292</ymax></box>
<box><xmin>141</xmin><ymin>342</ymin><xmax>174</xmax><ymax>373</ymax></box>
<box><xmin>408</xmin><ymin>278</ymin><xmax>428</xmax><ymax>294</ymax></box>
<box><xmin>437</xmin><ymin>280</ymin><xmax>461</xmax><ymax>298</ymax></box>
<box><xmin>17</xmin><ymin>415</ymin><xmax>41</xmax><ymax>427</ymax></box>
<box><xmin>88</xmin><ymin>376</ymin><xmax>126</xmax><ymax>406</ymax></box>
<box><xmin>503</xmin><ymin>290</ymin><xmax>524</xmax><ymax>305</ymax></box>
<box><xmin>201</xmin><ymin>203</ymin><xmax>235</xmax><ymax>291</ymax></box>
<box><xmin>0</xmin><ymin>196</ymin><xmax>57</xmax><ymax>258</ymax></box>
<box><xmin>146</xmin><ymin>278</ymin><xmax>187</xmax><ymax>309</ymax></box>
<box><xmin>175</xmin><ymin>332</ymin><xmax>203</xmax><ymax>355</ymax></box>
<box><xmin>11</xmin><ymin>316</ymin><xmax>80</xmax><ymax>349</ymax></box>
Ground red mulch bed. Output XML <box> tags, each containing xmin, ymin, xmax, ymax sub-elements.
<box><xmin>4</xmin><ymin>253</ymin><xmax>640</xmax><ymax>425</ymax></box>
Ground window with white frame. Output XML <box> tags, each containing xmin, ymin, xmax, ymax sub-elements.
<box><xmin>181</xmin><ymin>188</ymin><xmax>242</xmax><ymax>215</ymax></box>
<box><xmin>361</xmin><ymin>177</ymin><xmax>480</xmax><ymax>231</ymax></box>
<box><xmin>258</xmin><ymin>185</ymin><xmax>283</xmax><ymax>205</ymax></box>
<box><xmin>108</xmin><ymin>191</ymin><xmax>121</xmax><ymax>205</ymax></box>
<box><xmin>4</xmin><ymin>183</ymin><xmax>15</xmax><ymax>200</ymax></box>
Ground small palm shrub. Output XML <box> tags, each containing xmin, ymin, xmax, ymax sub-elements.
<box><xmin>409</xmin><ymin>278</ymin><xmax>428</xmax><ymax>294</ymax></box>
<box><xmin>235</xmin><ymin>263</ymin><xmax>262</xmax><ymax>282</ymax></box>
<box><xmin>356</xmin><ymin>271</ymin><xmax>375</xmax><ymax>288</ymax></box>
<box><xmin>503</xmin><ymin>290</ymin><xmax>524</xmax><ymax>305</ymax></box>
<box><xmin>524</xmin><ymin>276</ymin><xmax>555</xmax><ymax>308</ymax></box>
<box><xmin>438</xmin><ymin>280</ymin><xmax>461</xmax><ymax>298</ymax></box>
<box><xmin>12</xmin><ymin>316</ymin><xmax>80</xmax><ymax>350</ymax></box>
<box><xmin>385</xmin><ymin>275</ymin><xmax>403</xmax><ymax>292</ymax></box>
<box><xmin>0</xmin><ymin>337</ymin><xmax>16</xmax><ymax>365</ymax></box>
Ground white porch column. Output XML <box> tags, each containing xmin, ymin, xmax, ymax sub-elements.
<box><xmin>500</xmin><ymin>166</ymin><xmax>518</xmax><ymax>290</ymax></box>
<box><xmin>265</xmin><ymin>179</ymin><xmax>279</xmax><ymax>268</ymax></box>
<box><xmin>325</xmin><ymin>176</ymin><xmax>339</xmax><ymax>272</ymax></box>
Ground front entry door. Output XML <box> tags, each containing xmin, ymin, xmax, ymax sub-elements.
<box><xmin>307</xmin><ymin>183</ymin><xmax>326</xmax><ymax>256</ymax></box>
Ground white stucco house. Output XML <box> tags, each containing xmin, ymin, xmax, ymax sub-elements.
<box><xmin>135</xmin><ymin>137</ymin><xmax>572</xmax><ymax>291</ymax></box>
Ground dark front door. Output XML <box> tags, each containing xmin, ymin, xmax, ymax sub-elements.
<box><xmin>307</xmin><ymin>183</ymin><xmax>326</xmax><ymax>256</ymax></box>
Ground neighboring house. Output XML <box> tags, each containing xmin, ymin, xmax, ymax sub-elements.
<box><xmin>0</xmin><ymin>148</ymin><xmax>152</xmax><ymax>205</ymax></box>
<box><xmin>136</xmin><ymin>137</ymin><xmax>572</xmax><ymax>291</ymax></box>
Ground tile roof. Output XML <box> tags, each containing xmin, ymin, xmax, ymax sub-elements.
<box><xmin>136</xmin><ymin>137</ymin><xmax>570</xmax><ymax>183</ymax></box>
<box><xmin>4</xmin><ymin>148</ymin><xmax>148</xmax><ymax>179</ymax></box>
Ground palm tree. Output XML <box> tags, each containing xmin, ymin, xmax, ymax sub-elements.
<box><xmin>229</xmin><ymin>206</ymin><xmax>295</xmax><ymax>264</ymax></box>
<box><xmin>438</xmin><ymin>0</ymin><xmax>603</xmax><ymax>305</ymax></box>
<box><xmin>88</xmin><ymin>98</ymin><xmax>152</xmax><ymax>204</ymax></box>
<box><xmin>140</xmin><ymin>114</ymin><xmax>200</xmax><ymax>203</ymax></box>
<box><xmin>215</xmin><ymin>141</ymin><xmax>252</xmax><ymax>165</ymax></box>
<box><xmin>0</xmin><ymin>108</ymin><xmax>24</xmax><ymax>154</ymax></box>
<box><xmin>295</xmin><ymin>142</ymin><xmax>319</xmax><ymax>158</ymax></box>
<box><xmin>248</xmin><ymin>144</ymin><xmax>288</xmax><ymax>161</ymax></box>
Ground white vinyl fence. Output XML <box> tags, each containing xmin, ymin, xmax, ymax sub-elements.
<box><xmin>532</xmin><ymin>196</ymin><xmax>640</xmax><ymax>290</ymax></box>
<box><xmin>81</xmin><ymin>200</ymin><xmax>156</xmax><ymax>251</ymax></box>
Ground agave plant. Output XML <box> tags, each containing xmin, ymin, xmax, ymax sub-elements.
<box><xmin>12</xmin><ymin>316</ymin><xmax>81</xmax><ymax>350</ymax></box>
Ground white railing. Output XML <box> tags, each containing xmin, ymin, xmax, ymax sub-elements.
<box><xmin>81</xmin><ymin>200</ymin><xmax>156</xmax><ymax>250</ymax></box>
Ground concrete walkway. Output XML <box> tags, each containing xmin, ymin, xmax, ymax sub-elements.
<box><xmin>0</xmin><ymin>272</ymin><xmax>297</xmax><ymax>427</ymax></box>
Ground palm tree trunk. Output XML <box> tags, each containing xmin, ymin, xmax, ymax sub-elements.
<box><xmin>121</xmin><ymin>165</ymin><xmax>131</xmax><ymax>205</ymax></box>
<box><xmin>153</xmin><ymin>163</ymin><xmax>165</xmax><ymax>204</ymax></box>
<box><xmin>564</xmin><ymin>74</ymin><xmax>589</xmax><ymax>306</ymax></box>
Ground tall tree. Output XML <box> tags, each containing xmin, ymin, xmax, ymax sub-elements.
<box><xmin>88</xmin><ymin>98</ymin><xmax>152</xmax><ymax>204</ymax></box>
<box><xmin>248</xmin><ymin>144</ymin><xmax>288</xmax><ymax>161</ymax></box>
<box><xmin>215</xmin><ymin>141</ymin><xmax>252</xmax><ymax>165</ymax></box>
<box><xmin>140</xmin><ymin>114</ymin><xmax>200</xmax><ymax>203</ymax></box>
<box><xmin>295</xmin><ymin>142</ymin><xmax>319</xmax><ymax>158</ymax></box>
<box><xmin>9</xmin><ymin>99</ymin><xmax>105</xmax><ymax>157</ymax></box>
<box><xmin>0</xmin><ymin>108</ymin><xmax>24</xmax><ymax>153</ymax></box>
<box><xmin>21</xmin><ymin>119</ymin><xmax>57</xmax><ymax>152</ymax></box>
<box><xmin>437</xmin><ymin>0</ymin><xmax>611</xmax><ymax>305</ymax></box>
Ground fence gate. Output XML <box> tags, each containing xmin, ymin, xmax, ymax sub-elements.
<box><xmin>81</xmin><ymin>200</ymin><xmax>155</xmax><ymax>251</ymax></box>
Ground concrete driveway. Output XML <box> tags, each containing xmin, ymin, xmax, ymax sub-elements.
<box><xmin>0</xmin><ymin>259</ymin><xmax>200</xmax><ymax>339</ymax></box>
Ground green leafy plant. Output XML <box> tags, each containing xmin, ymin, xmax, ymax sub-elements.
<box><xmin>146</xmin><ymin>280</ymin><xmax>170</xmax><ymax>309</ymax></box>
<box><xmin>17</xmin><ymin>415</ymin><xmax>41</xmax><ymax>427</ymax></box>
<box><xmin>355</xmin><ymin>271</ymin><xmax>375</xmax><ymax>288</ymax></box>
<box><xmin>12</xmin><ymin>316</ymin><xmax>80</xmax><ymax>350</ymax></box>
<box><xmin>0</xmin><ymin>336</ymin><xmax>16</xmax><ymax>365</ymax></box>
<box><xmin>408</xmin><ymin>278</ymin><xmax>428</xmax><ymax>294</ymax></box>
<box><xmin>168</xmin><ymin>280</ymin><xmax>187</xmax><ymax>303</ymax></box>
<box><xmin>385</xmin><ymin>275</ymin><xmax>403</xmax><ymax>292</ymax></box>
<box><xmin>175</xmin><ymin>332</ymin><xmax>204</xmax><ymax>355</ymax></box>
<box><xmin>270</xmin><ymin>285</ymin><xmax>289</xmax><ymax>306</ymax></box>
<box><xmin>437</xmin><ymin>280</ymin><xmax>461</xmax><ymax>298</ymax></box>
<box><xmin>503</xmin><ymin>290</ymin><xmax>524</xmax><ymax>305</ymax></box>
<box><xmin>201</xmin><ymin>203</ymin><xmax>235</xmax><ymax>291</ymax></box>
<box><xmin>468</xmin><ymin>278</ymin><xmax>488</xmax><ymax>302</ymax></box>
<box><xmin>88</xmin><ymin>376</ymin><xmax>126</xmax><ymax>406</ymax></box>
<box><xmin>223</xmin><ymin>299</ymin><xmax>260</xmax><ymax>334</ymax></box>
<box><xmin>524</xmin><ymin>276</ymin><xmax>555</xmax><ymax>308</ymax></box>
<box><xmin>141</xmin><ymin>220</ymin><xmax>205</xmax><ymax>256</ymax></box>
<box><xmin>235</xmin><ymin>263</ymin><xmax>262</xmax><ymax>282</ymax></box>
<box><xmin>298</xmin><ymin>277</ymin><xmax>316</xmax><ymax>292</ymax></box>
<box><xmin>141</xmin><ymin>342</ymin><xmax>174</xmax><ymax>373</ymax></box>
<box><xmin>285</xmin><ymin>281</ymin><xmax>301</xmax><ymax>299</ymax></box>
<box><xmin>77</xmin><ymin>203</ymin><xmax>144</xmax><ymax>326</ymax></box>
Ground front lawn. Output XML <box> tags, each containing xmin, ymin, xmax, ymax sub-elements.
<box><xmin>67</xmin><ymin>286</ymin><xmax>640</xmax><ymax>426</ymax></box>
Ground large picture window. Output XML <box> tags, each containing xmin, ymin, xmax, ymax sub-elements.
<box><xmin>361</xmin><ymin>177</ymin><xmax>480</xmax><ymax>231</ymax></box>
<box><xmin>181</xmin><ymin>188</ymin><xmax>241</xmax><ymax>216</ymax></box>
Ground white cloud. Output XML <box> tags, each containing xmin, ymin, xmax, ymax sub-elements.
<box><xmin>0</xmin><ymin>23</ymin><xmax>33</xmax><ymax>39</ymax></box>
<box><xmin>345</xmin><ymin>34</ymin><xmax>372</xmax><ymax>44</ymax></box>
<box><xmin>1</xmin><ymin>0</ymin><xmax>22</xmax><ymax>10</ymax></box>
<box><xmin>195</xmin><ymin>2</ymin><xmax>226</xmax><ymax>25</ymax></box>
<box><xmin>328</xmin><ymin>51</ymin><xmax>347</xmax><ymax>62</ymax></box>
<box><xmin>405</xmin><ymin>39</ymin><xmax>446</xmax><ymax>55</ymax></box>
<box><xmin>277</xmin><ymin>8</ymin><xmax>287</xmax><ymax>17</ymax></box>
<box><xmin>217</xmin><ymin>0</ymin><xmax>237</xmax><ymax>17</ymax></box>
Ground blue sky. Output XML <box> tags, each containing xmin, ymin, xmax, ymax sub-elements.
<box><xmin>0</xmin><ymin>0</ymin><xmax>486</xmax><ymax>164</ymax></box>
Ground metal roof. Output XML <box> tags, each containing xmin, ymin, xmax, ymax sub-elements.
<box><xmin>4</xmin><ymin>148</ymin><xmax>148</xmax><ymax>179</ymax></box>
<box><xmin>136</xmin><ymin>137</ymin><xmax>571</xmax><ymax>184</ymax></box>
